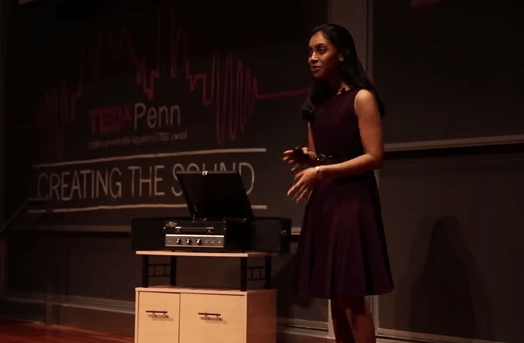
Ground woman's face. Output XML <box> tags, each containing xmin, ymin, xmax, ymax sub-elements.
<box><xmin>308</xmin><ymin>31</ymin><xmax>341</xmax><ymax>80</ymax></box>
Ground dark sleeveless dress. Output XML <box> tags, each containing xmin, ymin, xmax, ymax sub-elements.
<box><xmin>292</xmin><ymin>88</ymin><xmax>394</xmax><ymax>299</ymax></box>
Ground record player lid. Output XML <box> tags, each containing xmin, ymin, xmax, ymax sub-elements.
<box><xmin>175</xmin><ymin>170</ymin><xmax>254</xmax><ymax>220</ymax></box>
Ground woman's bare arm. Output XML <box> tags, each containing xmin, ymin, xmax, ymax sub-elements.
<box><xmin>318</xmin><ymin>89</ymin><xmax>384</xmax><ymax>178</ymax></box>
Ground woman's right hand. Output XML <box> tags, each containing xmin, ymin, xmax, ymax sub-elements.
<box><xmin>282</xmin><ymin>146</ymin><xmax>309</xmax><ymax>165</ymax></box>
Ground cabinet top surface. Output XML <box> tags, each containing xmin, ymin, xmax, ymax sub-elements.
<box><xmin>136</xmin><ymin>285</ymin><xmax>277</xmax><ymax>295</ymax></box>
<box><xmin>135</xmin><ymin>250</ymin><xmax>278</xmax><ymax>257</ymax></box>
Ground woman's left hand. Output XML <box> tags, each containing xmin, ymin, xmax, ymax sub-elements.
<box><xmin>287</xmin><ymin>167</ymin><xmax>321</xmax><ymax>203</ymax></box>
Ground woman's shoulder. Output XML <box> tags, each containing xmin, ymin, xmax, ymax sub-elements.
<box><xmin>335</xmin><ymin>87</ymin><xmax>376</xmax><ymax>118</ymax></box>
<box><xmin>338</xmin><ymin>88</ymin><xmax>375</xmax><ymax>108</ymax></box>
<box><xmin>337</xmin><ymin>87</ymin><xmax>364</xmax><ymax>110</ymax></box>
<box><xmin>354</xmin><ymin>88</ymin><xmax>374</xmax><ymax>102</ymax></box>
<box><xmin>320</xmin><ymin>87</ymin><xmax>368</xmax><ymax>113</ymax></box>
<box><xmin>353</xmin><ymin>89</ymin><xmax>381</xmax><ymax>119</ymax></box>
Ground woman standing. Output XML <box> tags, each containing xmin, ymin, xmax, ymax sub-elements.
<box><xmin>283</xmin><ymin>23</ymin><xmax>394</xmax><ymax>343</ymax></box>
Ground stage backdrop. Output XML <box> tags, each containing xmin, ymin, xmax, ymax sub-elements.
<box><xmin>374</xmin><ymin>0</ymin><xmax>524</xmax><ymax>144</ymax></box>
<box><xmin>5</xmin><ymin>0</ymin><xmax>328</xmax><ymax>231</ymax></box>
<box><xmin>373</xmin><ymin>1</ymin><xmax>524</xmax><ymax>342</ymax></box>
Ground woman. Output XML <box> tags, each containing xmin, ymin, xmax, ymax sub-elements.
<box><xmin>283</xmin><ymin>23</ymin><xmax>394</xmax><ymax>343</ymax></box>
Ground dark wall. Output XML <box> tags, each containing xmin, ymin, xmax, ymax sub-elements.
<box><xmin>2</xmin><ymin>0</ymin><xmax>330</xmax><ymax>330</ymax></box>
<box><xmin>6</xmin><ymin>233</ymin><xmax>328</xmax><ymax>327</ymax></box>
<box><xmin>374</xmin><ymin>0</ymin><xmax>524</xmax><ymax>143</ymax></box>
<box><xmin>4</xmin><ymin>0</ymin><xmax>327</xmax><ymax>229</ymax></box>
<box><xmin>373</xmin><ymin>1</ymin><xmax>524</xmax><ymax>342</ymax></box>
<box><xmin>378</xmin><ymin>149</ymin><xmax>524</xmax><ymax>343</ymax></box>
<box><xmin>0</xmin><ymin>0</ymin><xmax>6</xmax><ymax>230</ymax></box>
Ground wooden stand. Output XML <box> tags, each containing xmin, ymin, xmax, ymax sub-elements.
<box><xmin>135</xmin><ymin>250</ymin><xmax>278</xmax><ymax>343</ymax></box>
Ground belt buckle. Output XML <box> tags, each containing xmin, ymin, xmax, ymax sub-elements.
<box><xmin>315</xmin><ymin>153</ymin><xmax>333</xmax><ymax>164</ymax></box>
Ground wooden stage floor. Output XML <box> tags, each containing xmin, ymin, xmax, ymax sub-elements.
<box><xmin>0</xmin><ymin>318</ymin><xmax>133</xmax><ymax>343</ymax></box>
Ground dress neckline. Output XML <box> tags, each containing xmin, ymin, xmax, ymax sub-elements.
<box><xmin>323</xmin><ymin>87</ymin><xmax>359</xmax><ymax>105</ymax></box>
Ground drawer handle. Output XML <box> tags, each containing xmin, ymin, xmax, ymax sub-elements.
<box><xmin>198</xmin><ymin>312</ymin><xmax>222</xmax><ymax>320</ymax></box>
<box><xmin>146</xmin><ymin>310</ymin><xmax>169</xmax><ymax>317</ymax></box>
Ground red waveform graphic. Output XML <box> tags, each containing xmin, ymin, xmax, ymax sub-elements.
<box><xmin>36</xmin><ymin>81</ymin><xmax>75</xmax><ymax>159</ymax></box>
<box><xmin>32</xmin><ymin>4</ymin><xmax>309</xmax><ymax>159</ymax></box>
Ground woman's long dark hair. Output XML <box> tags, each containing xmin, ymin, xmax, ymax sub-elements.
<box><xmin>302</xmin><ymin>23</ymin><xmax>386</xmax><ymax>121</ymax></box>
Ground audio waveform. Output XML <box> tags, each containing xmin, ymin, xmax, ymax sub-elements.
<box><xmin>34</xmin><ymin>3</ymin><xmax>309</xmax><ymax>159</ymax></box>
<box><xmin>36</xmin><ymin>81</ymin><xmax>73</xmax><ymax>159</ymax></box>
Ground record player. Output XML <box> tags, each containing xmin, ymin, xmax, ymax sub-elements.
<box><xmin>131</xmin><ymin>171</ymin><xmax>292</xmax><ymax>253</ymax></box>
<box><xmin>162</xmin><ymin>170</ymin><xmax>254</xmax><ymax>252</ymax></box>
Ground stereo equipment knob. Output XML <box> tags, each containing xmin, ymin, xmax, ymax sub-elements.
<box><xmin>196</xmin><ymin>239</ymin><xmax>202</xmax><ymax>245</ymax></box>
<box><xmin>175</xmin><ymin>238</ymin><xmax>181</xmax><ymax>244</ymax></box>
<box><xmin>186</xmin><ymin>238</ymin><xmax>192</xmax><ymax>244</ymax></box>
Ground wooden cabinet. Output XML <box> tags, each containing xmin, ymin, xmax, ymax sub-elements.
<box><xmin>179</xmin><ymin>293</ymin><xmax>245</xmax><ymax>343</ymax></box>
<box><xmin>135</xmin><ymin>292</ymin><xmax>180</xmax><ymax>343</ymax></box>
<box><xmin>135</xmin><ymin>286</ymin><xmax>276</xmax><ymax>343</ymax></box>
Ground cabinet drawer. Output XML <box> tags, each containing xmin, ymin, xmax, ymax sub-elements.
<box><xmin>137</xmin><ymin>292</ymin><xmax>180</xmax><ymax>343</ymax></box>
<box><xmin>179</xmin><ymin>293</ymin><xmax>246</xmax><ymax>343</ymax></box>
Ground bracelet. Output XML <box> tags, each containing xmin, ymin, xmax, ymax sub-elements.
<box><xmin>315</xmin><ymin>166</ymin><xmax>323</xmax><ymax>179</ymax></box>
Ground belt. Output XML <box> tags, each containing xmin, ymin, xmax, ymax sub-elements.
<box><xmin>315</xmin><ymin>152</ymin><xmax>355</xmax><ymax>164</ymax></box>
